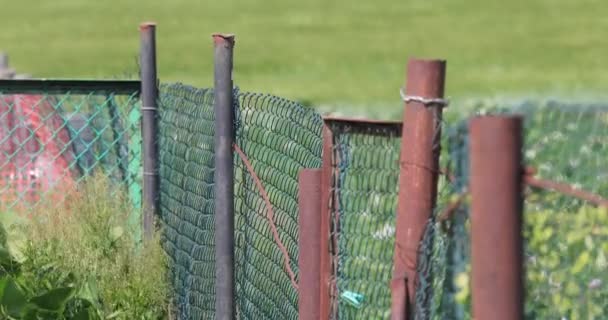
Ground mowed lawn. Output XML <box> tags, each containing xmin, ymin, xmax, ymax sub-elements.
<box><xmin>1</xmin><ymin>0</ymin><xmax>607</xmax><ymax>108</ymax></box>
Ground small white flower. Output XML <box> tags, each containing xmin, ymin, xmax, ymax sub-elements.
<box><xmin>588</xmin><ymin>278</ymin><xmax>602</xmax><ymax>290</ymax></box>
<box><xmin>551</xmin><ymin>132</ymin><xmax>565</xmax><ymax>141</ymax></box>
<box><xmin>525</xmin><ymin>149</ymin><xmax>537</xmax><ymax>159</ymax></box>
<box><xmin>539</xmin><ymin>163</ymin><xmax>552</xmax><ymax>172</ymax></box>
<box><xmin>569</xmin><ymin>158</ymin><xmax>580</xmax><ymax>167</ymax></box>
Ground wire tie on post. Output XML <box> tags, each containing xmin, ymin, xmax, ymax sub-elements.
<box><xmin>400</xmin><ymin>88</ymin><xmax>450</xmax><ymax>107</ymax></box>
<box><xmin>141</xmin><ymin>106</ymin><xmax>157</xmax><ymax>111</ymax></box>
<box><xmin>143</xmin><ymin>171</ymin><xmax>158</xmax><ymax>176</ymax></box>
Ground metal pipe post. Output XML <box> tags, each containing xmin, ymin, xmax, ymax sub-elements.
<box><xmin>140</xmin><ymin>22</ymin><xmax>159</xmax><ymax>240</ymax></box>
<box><xmin>391</xmin><ymin>59</ymin><xmax>446</xmax><ymax>319</ymax></box>
<box><xmin>298</xmin><ymin>169</ymin><xmax>322</xmax><ymax>320</ymax></box>
<box><xmin>213</xmin><ymin>33</ymin><xmax>235</xmax><ymax>320</ymax></box>
<box><xmin>470</xmin><ymin>116</ymin><xmax>524</xmax><ymax>320</ymax></box>
<box><xmin>0</xmin><ymin>52</ymin><xmax>7</xmax><ymax>69</ymax></box>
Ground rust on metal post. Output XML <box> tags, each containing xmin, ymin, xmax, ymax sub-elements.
<box><xmin>470</xmin><ymin>116</ymin><xmax>524</xmax><ymax>320</ymax></box>
<box><xmin>391</xmin><ymin>59</ymin><xmax>446</xmax><ymax>319</ymax></box>
<box><xmin>298</xmin><ymin>169</ymin><xmax>322</xmax><ymax>320</ymax></box>
<box><xmin>319</xmin><ymin>123</ymin><xmax>333</xmax><ymax>320</ymax></box>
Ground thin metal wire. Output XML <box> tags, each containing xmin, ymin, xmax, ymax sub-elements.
<box><xmin>233</xmin><ymin>143</ymin><xmax>299</xmax><ymax>290</ymax></box>
<box><xmin>400</xmin><ymin>88</ymin><xmax>450</xmax><ymax>107</ymax></box>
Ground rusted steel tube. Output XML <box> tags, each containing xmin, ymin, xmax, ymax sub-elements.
<box><xmin>470</xmin><ymin>115</ymin><xmax>524</xmax><ymax>320</ymax></box>
<box><xmin>319</xmin><ymin>123</ymin><xmax>333</xmax><ymax>320</ymax></box>
<box><xmin>298</xmin><ymin>169</ymin><xmax>323</xmax><ymax>320</ymax></box>
<box><xmin>391</xmin><ymin>59</ymin><xmax>446</xmax><ymax>320</ymax></box>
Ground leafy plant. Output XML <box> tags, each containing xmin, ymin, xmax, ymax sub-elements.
<box><xmin>0</xmin><ymin>221</ymin><xmax>101</xmax><ymax>319</ymax></box>
<box><xmin>1</xmin><ymin>174</ymin><xmax>169</xmax><ymax>319</ymax></box>
<box><xmin>451</xmin><ymin>205</ymin><xmax>608</xmax><ymax>319</ymax></box>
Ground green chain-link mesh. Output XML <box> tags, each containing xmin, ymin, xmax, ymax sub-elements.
<box><xmin>157</xmin><ymin>82</ymin><xmax>608</xmax><ymax>320</ymax></box>
<box><xmin>234</xmin><ymin>91</ymin><xmax>323</xmax><ymax>319</ymax></box>
<box><xmin>158</xmin><ymin>84</ymin><xmax>324</xmax><ymax>319</ymax></box>
<box><xmin>0</xmin><ymin>87</ymin><xmax>142</xmax><ymax>232</ymax></box>
<box><xmin>158</xmin><ymin>83</ymin><xmax>217</xmax><ymax>320</ymax></box>
<box><xmin>326</xmin><ymin>121</ymin><xmax>401</xmax><ymax>319</ymax></box>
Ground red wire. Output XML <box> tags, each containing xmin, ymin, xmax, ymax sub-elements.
<box><xmin>233</xmin><ymin>143</ymin><xmax>299</xmax><ymax>290</ymax></box>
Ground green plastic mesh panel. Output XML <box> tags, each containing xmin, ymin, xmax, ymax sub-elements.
<box><xmin>234</xmin><ymin>92</ymin><xmax>323</xmax><ymax>319</ymax></box>
<box><xmin>158</xmin><ymin>83</ymin><xmax>216</xmax><ymax>320</ymax></box>
<box><xmin>444</xmin><ymin>100</ymin><xmax>608</xmax><ymax>319</ymax></box>
<box><xmin>0</xmin><ymin>87</ymin><xmax>141</xmax><ymax>224</ymax></box>
<box><xmin>326</xmin><ymin>120</ymin><xmax>401</xmax><ymax>319</ymax></box>
<box><xmin>158</xmin><ymin>85</ymin><xmax>324</xmax><ymax>319</ymax></box>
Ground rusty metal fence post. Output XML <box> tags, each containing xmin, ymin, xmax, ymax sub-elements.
<box><xmin>391</xmin><ymin>58</ymin><xmax>446</xmax><ymax>319</ymax></box>
<box><xmin>140</xmin><ymin>22</ymin><xmax>159</xmax><ymax>240</ymax></box>
<box><xmin>470</xmin><ymin>116</ymin><xmax>524</xmax><ymax>320</ymax></box>
<box><xmin>213</xmin><ymin>33</ymin><xmax>236</xmax><ymax>320</ymax></box>
<box><xmin>298</xmin><ymin>169</ymin><xmax>322</xmax><ymax>320</ymax></box>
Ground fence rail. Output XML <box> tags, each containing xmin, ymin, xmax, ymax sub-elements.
<box><xmin>0</xmin><ymin>79</ymin><xmax>141</xmax><ymax>94</ymax></box>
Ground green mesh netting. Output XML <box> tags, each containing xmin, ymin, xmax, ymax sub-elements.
<box><xmin>443</xmin><ymin>100</ymin><xmax>608</xmax><ymax>319</ymax></box>
<box><xmin>326</xmin><ymin>121</ymin><xmax>401</xmax><ymax>319</ymax></box>
<box><xmin>158</xmin><ymin>83</ymin><xmax>216</xmax><ymax>320</ymax></box>
<box><xmin>234</xmin><ymin>92</ymin><xmax>323</xmax><ymax>319</ymax></box>
<box><xmin>0</xmin><ymin>87</ymin><xmax>142</xmax><ymax>229</ymax></box>
<box><xmin>158</xmin><ymin>84</ymin><xmax>324</xmax><ymax>319</ymax></box>
<box><xmin>158</xmin><ymin>83</ymin><xmax>608</xmax><ymax>319</ymax></box>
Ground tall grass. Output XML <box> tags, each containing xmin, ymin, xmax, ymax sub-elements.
<box><xmin>2</xmin><ymin>174</ymin><xmax>170</xmax><ymax>319</ymax></box>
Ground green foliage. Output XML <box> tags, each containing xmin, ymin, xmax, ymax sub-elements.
<box><xmin>524</xmin><ymin>205</ymin><xmax>608</xmax><ymax>319</ymax></box>
<box><xmin>0</xmin><ymin>222</ymin><xmax>100</xmax><ymax>319</ymax></box>
<box><xmin>451</xmin><ymin>205</ymin><xmax>608</xmax><ymax>319</ymax></box>
<box><xmin>0</xmin><ymin>174</ymin><xmax>169</xmax><ymax>320</ymax></box>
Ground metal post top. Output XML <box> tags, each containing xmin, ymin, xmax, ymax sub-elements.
<box><xmin>469</xmin><ymin>114</ymin><xmax>524</xmax><ymax>128</ymax></box>
<box><xmin>407</xmin><ymin>57</ymin><xmax>446</xmax><ymax>64</ymax></box>
<box><xmin>213</xmin><ymin>34</ymin><xmax>236</xmax><ymax>46</ymax></box>
<box><xmin>139</xmin><ymin>22</ymin><xmax>157</xmax><ymax>30</ymax></box>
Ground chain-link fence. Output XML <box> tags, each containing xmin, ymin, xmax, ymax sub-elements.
<box><xmin>234</xmin><ymin>91</ymin><xmax>323</xmax><ymax>319</ymax></box>
<box><xmin>154</xmin><ymin>79</ymin><xmax>607</xmax><ymax>320</ymax></box>
<box><xmin>441</xmin><ymin>100</ymin><xmax>608</xmax><ymax>319</ymax></box>
<box><xmin>157</xmin><ymin>83</ymin><xmax>217</xmax><ymax>319</ymax></box>
<box><xmin>157</xmin><ymin>84</ymin><xmax>324</xmax><ymax>319</ymax></box>
<box><xmin>324</xmin><ymin>120</ymin><xmax>401</xmax><ymax>319</ymax></box>
<box><xmin>0</xmin><ymin>80</ymin><xmax>142</xmax><ymax>228</ymax></box>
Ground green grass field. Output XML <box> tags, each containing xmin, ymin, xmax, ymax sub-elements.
<box><xmin>1</xmin><ymin>0</ymin><xmax>607</xmax><ymax>107</ymax></box>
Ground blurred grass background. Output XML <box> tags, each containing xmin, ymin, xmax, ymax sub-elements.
<box><xmin>1</xmin><ymin>0</ymin><xmax>607</xmax><ymax>109</ymax></box>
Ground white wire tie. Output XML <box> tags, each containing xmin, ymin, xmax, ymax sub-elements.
<box><xmin>400</xmin><ymin>88</ymin><xmax>449</xmax><ymax>107</ymax></box>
